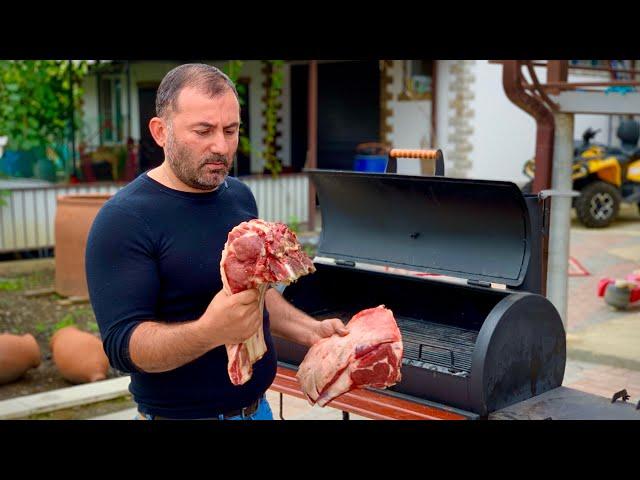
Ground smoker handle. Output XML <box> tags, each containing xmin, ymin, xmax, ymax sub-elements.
<box><xmin>386</xmin><ymin>149</ymin><xmax>445</xmax><ymax>176</ymax></box>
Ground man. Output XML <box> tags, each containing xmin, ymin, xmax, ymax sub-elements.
<box><xmin>85</xmin><ymin>64</ymin><xmax>347</xmax><ymax>420</ymax></box>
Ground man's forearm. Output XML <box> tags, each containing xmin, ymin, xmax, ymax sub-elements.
<box><xmin>129</xmin><ymin>318</ymin><xmax>220</xmax><ymax>373</ymax></box>
<box><xmin>265</xmin><ymin>289</ymin><xmax>316</xmax><ymax>347</ymax></box>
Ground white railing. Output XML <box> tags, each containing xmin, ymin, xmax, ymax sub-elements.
<box><xmin>0</xmin><ymin>173</ymin><xmax>309</xmax><ymax>253</ymax></box>
<box><xmin>0</xmin><ymin>182</ymin><xmax>124</xmax><ymax>253</ymax></box>
<box><xmin>241</xmin><ymin>173</ymin><xmax>309</xmax><ymax>224</ymax></box>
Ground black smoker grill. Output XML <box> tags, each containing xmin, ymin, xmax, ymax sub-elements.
<box><xmin>274</xmin><ymin>168</ymin><xmax>566</xmax><ymax>417</ymax></box>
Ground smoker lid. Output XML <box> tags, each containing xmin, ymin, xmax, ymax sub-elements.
<box><xmin>308</xmin><ymin>170</ymin><xmax>532</xmax><ymax>287</ymax></box>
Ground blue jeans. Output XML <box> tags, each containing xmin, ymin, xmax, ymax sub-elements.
<box><xmin>134</xmin><ymin>395</ymin><xmax>273</xmax><ymax>420</ymax></box>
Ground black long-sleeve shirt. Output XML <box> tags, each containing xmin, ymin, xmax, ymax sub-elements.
<box><xmin>85</xmin><ymin>172</ymin><xmax>277</xmax><ymax>418</ymax></box>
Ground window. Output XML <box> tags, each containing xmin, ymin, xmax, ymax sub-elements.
<box><xmin>569</xmin><ymin>60</ymin><xmax>637</xmax><ymax>79</ymax></box>
<box><xmin>570</xmin><ymin>60</ymin><xmax>608</xmax><ymax>68</ymax></box>
<box><xmin>399</xmin><ymin>60</ymin><xmax>434</xmax><ymax>101</ymax></box>
<box><xmin>98</xmin><ymin>77</ymin><xmax>123</xmax><ymax>144</ymax></box>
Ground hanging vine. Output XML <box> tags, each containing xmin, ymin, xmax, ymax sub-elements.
<box><xmin>222</xmin><ymin>60</ymin><xmax>251</xmax><ymax>158</ymax></box>
<box><xmin>218</xmin><ymin>60</ymin><xmax>286</xmax><ymax>177</ymax></box>
<box><xmin>261</xmin><ymin>60</ymin><xmax>284</xmax><ymax>177</ymax></box>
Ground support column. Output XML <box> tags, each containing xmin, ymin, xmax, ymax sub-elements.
<box><xmin>546</xmin><ymin>111</ymin><xmax>574</xmax><ymax>329</ymax></box>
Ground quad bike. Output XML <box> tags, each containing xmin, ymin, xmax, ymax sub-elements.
<box><xmin>522</xmin><ymin>119</ymin><xmax>640</xmax><ymax>228</ymax></box>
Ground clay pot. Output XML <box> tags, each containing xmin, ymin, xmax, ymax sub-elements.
<box><xmin>54</xmin><ymin>194</ymin><xmax>112</xmax><ymax>298</ymax></box>
<box><xmin>0</xmin><ymin>333</ymin><xmax>41</xmax><ymax>384</ymax></box>
<box><xmin>50</xmin><ymin>326</ymin><xmax>109</xmax><ymax>384</ymax></box>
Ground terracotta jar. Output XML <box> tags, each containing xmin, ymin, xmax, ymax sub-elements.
<box><xmin>0</xmin><ymin>333</ymin><xmax>41</xmax><ymax>384</ymax></box>
<box><xmin>54</xmin><ymin>194</ymin><xmax>112</xmax><ymax>298</ymax></box>
<box><xmin>50</xmin><ymin>326</ymin><xmax>109</xmax><ymax>384</ymax></box>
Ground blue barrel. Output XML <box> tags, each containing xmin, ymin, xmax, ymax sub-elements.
<box><xmin>0</xmin><ymin>150</ymin><xmax>35</xmax><ymax>177</ymax></box>
<box><xmin>353</xmin><ymin>154</ymin><xmax>387</xmax><ymax>172</ymax></box>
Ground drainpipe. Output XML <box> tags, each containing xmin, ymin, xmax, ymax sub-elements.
<box><xmin>547</xmin><ymin>111</ymin><xmax>574</xmax><ymax>328</ymax></box>
<box><xmin>501</xmin><ymin>61</ymin><xmax>555</xmax><ymax>295</ymax></box>
<box><xmin>307</xmin><ymin>60</ymin><xmax>318</xmax><ymax>231</ymax></box>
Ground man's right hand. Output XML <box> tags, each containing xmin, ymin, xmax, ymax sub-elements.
<box><xmin>199</xmin><ymin>288</ymin><xmax>262</xmax><ymax>347</ymax></box>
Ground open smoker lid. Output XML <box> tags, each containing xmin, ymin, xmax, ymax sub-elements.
<box><xmin>308</xmin><ymin>169</ymin><xmax>532</xmax><ymax>288</ymax></box>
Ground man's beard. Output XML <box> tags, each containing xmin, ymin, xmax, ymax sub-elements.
<box><xmin>165</xmin><ymin>132</ymin><xmax>232</xmax><ymax>191</ymax></box>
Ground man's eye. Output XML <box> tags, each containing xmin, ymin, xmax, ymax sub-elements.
<box><xmin>195</xmin><ymin>130</ymin><xmax>208</xmax><ymax>136</ymax></box>
<box><xmin>224</xmin><ymin>129</ymin><xmax>237</xmax><ymax>136</ymax></box>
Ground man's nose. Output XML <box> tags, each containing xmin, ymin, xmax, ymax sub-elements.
<box><xmin>208</xmin><ymin>130</ymin><xmax>228</xmax><ymax>156</ymax></box>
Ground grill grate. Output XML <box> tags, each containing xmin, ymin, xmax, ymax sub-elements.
<box><xmin>397</xmin><ymin>316</ymin><xmax>477</xmax><ymax>374</ymax></box>
<box><xmin>312</xmin><ymin>309</ymin><xmax>478</xmax><ymax>374</ymax></box>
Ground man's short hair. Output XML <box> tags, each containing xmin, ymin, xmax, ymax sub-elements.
<box><xmin>155</xmin><ymin>63</ymin><xmax>238</xmax><ymax>118</ymax></box>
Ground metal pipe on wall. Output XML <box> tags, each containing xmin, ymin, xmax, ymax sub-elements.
<box><xmin>546</xmin><ymin>112</ymin><xmax>575</xmax><ymax>328</ymax></box>
<box><xmin>306</xmin><ymin>60</ymin><xmax>318</xmax><ymax>231</ymax></box>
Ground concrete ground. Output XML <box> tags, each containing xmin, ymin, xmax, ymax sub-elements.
<box><xmin>562</xmin><ymin>203</ymin><xmax>640</xmax><ymax>405</ymax></box>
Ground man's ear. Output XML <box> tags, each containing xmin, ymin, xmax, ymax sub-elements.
<box><xmin>149</xmin><ymin>117</ymin><xmax>167</xmax><ymax>147</ymax></box>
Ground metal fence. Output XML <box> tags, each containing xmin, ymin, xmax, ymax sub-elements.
<box><xmin>242</xmin><ymin>173</ymin><xmax>309</xmax><ymax>224</ymax></box>
<box><xmin>0</xmin><ymin>173</ymin><xmax>309</xmax><ymax>253</ymax></box>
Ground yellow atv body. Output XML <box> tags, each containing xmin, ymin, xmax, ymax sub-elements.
<box><xmin>522</xmin><ymin>153</ymin><xmax>640</xmax><ymax>228</ymax></box>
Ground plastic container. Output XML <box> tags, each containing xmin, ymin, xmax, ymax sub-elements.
<box><xmin>353</xmin><ymin>155</ymin><xmax>388</xmax><ymax>172</ymax></box>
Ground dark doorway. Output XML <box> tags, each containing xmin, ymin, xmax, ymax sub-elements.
<box><xmin>137</xmin><ymin>85</ymin><xmax>164</xmax><ymax>173</ymax></box>
<box><xmin>291</xmin><ymin>61</ymin><xmax>380</xmax><ymax>171</ymax></box>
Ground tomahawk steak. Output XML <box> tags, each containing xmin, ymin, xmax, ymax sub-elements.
<box><xmin>221</xmin><ymin>219</ymin><xmax>315</xmax><ymax>385</ymax></box>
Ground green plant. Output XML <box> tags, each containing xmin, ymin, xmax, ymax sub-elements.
<box><xmin>53</xmin><ymin>314</ymin><xmax>77</xmax><ymax>332</ymax></box>
<box><xmin>303</xmin><ymin>245</ymin><xmax>316</xmax><ymax>258</ymax></box>
<box><xmin>86</xmin><ymin>320</ymin><xmax>99</xmax><ymax>333</ymax></box>
<box><xmin>221</xmin><ymin>60</ymin><xmax>284</xmax><ymax>176</ymax></box>
<box><xmin>0</xmin><ymin>60</ymin><xmax>90</xmax><ymax>176</ymax></box>
<box><xmin>287</xmin><ymin>214</ymin><xmax>301</xmax><ymax>234</ymax></box>
<box><xmin>262</xmin><ymin>60</ymin><xmax>284</xmax><ymax>177</ymax></box>
<box><xmin>222</xmin><ymin>61</ymin><xmax>251</xmax><ymax>159</ymax></box>
<box><xmin>0</xmin><ymin>277</ymin><xmax>24</xmax><ymax>291</ymax></box>
<box><xmin>0</xmin><ymin>174</ymin><xmax>9</xmax><ymax>207</ymax></box>
<box><xmin>34</xmin><ymin>322</ymin><xmax>48</xmax><ymax>334</ymax></box>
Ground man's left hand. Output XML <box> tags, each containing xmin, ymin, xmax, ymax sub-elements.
<box><xmin>308</xmin><ymin>318</ymin><xmax>349</xmax><ymax>346</ymax></box>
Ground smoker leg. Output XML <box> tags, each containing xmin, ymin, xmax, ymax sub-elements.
<box><xmin>342</xmin><ymin>411</ymin><xmax>350</xmax><ymax>420</ymax></box>
<box><xmin>279</xmin><ymin>392</ymin><xmax>285</xmax><ymax>420</ymax></box>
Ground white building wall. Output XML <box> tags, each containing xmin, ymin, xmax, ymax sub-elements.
<box><xmin>386</xmin><ymin>60</ymin><xmax>433</xmax><ymax>176</ymax></box>
<box><xmin>465</xmin><ymin>61</ymin><xmax>542</xmax><ymax>182</ymax></box>
<box><xmin>445</xmin><ymin>61</ymin><xmax>629</xmax><ymax>183</ymax></box>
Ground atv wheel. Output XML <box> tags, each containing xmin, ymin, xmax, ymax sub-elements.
<box><xmin>575</xmin><ymin>181</ymin><xmax>621</xmax><ymax>228</ymax></box>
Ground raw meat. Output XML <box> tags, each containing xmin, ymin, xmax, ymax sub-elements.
<box><xmin>221</xmin><ymin>219</ymin><xmax>315</xmax><ymax>385</ymax></box>
<box><xmin>296</xmin><ymin>305</ymin><xmax>403</xmax><ymax>406</ymax></box>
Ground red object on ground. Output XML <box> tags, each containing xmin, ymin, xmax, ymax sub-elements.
<box><xmin>630</xmin><ymin>286</ymin><xmax>640</xmax><ymax>303</ymax></box>
<box><xmin>627</xmin><ymin>271</ymin><xmax>640</xmax><ymax>283</ymax></box>
<box><xmin>296</xmin><ymin>305</ymin><xmax>403</xmax><ymax>407</ymax></box>
<box><xmin>220</xmin><ymin>219</ymin><xmax>315</xmax><ymax>385</ymax></box>
<box><xmin>569</xmin><ymin>256</ymin><xmax>590</xmax><ymax>276</ymax></box>
<box><xmin>597</xmin><ymin>278</ymin><xmax>614</xmax><ymax>297</ymax></box>
<box><xmin>597</xmin><ymin>273</ymin><xmax>640</xmax><ymax>304</ymax></box>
